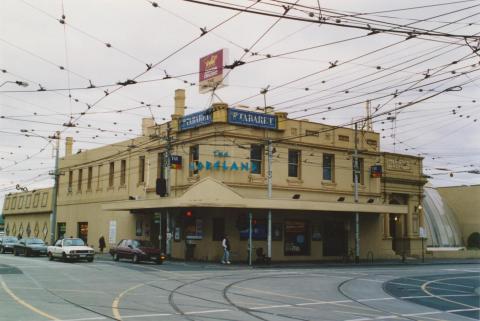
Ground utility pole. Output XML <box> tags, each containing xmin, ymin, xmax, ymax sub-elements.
<box><xmin>165</xmin><ymin>122</ymin><xmax>172</xmax><ymax>196</ymax></box>
<box><xmin>49</xmin><ymin>131</ymin><xmax>60</xmax><ymax>245</ymax></box>
<box><xmin>248</xmin><ymin>212</ymin><xmax>253</xmax><ymax>266</ymax></box>
<box><xmin>267</xmin><ymin>139</ymin><xmax>272</xmax><ymax>261</ymax></box>
<box><xmin>353</xmin><ymin>123</ymin><xmax>360</xmax><ymax>264</ymax></box>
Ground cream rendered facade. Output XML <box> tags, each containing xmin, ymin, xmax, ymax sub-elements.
<box><xmin>2</xmin><ymin>188</ymin><xmax>53</xmax><ymax>241</ymax></box>
<box><xmin>52</xmin><ymin>90</ymin><xmax>426</xmax><ymax>262</ymax></box>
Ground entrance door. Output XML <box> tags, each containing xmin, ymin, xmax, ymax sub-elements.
<box><xmin>390</xmin><ymin>216</ymin><xmax>398</xmax><ymax>252</ymax></box>
<box><xmin>77</xmin><ymin>222</ymin><xmax>88</xmax><ymax>245</ymax></box>
<box><xmin>323</xmin><ymin>220</ymin><xmax>347</xmax><ymax>256</ymax></box>
<box><xmin>150</xmin><ymin>214</ymin><xmax>167</xmax><ymax>251</ymax></box>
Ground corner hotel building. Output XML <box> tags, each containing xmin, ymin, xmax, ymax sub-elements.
<box><xmin>3</xmin><ymin>89</ymin><xmax>427</xmax><ymax>262</ymax></box>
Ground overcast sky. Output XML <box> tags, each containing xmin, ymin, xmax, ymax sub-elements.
<box><xmin>1</xmin><ymin>0</ymin><xmax>479</xmax><ymax>202</ymax></box>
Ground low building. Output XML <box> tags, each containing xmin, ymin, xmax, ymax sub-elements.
<box><xmin>50</xmin><ymin>89</ymin><xmax>427</xmax><ymax>261</ymax></box>
<box><xmin>2</xmin><ymin>188</ymin><xmax>53</xmax><ymax>241</ymax></box>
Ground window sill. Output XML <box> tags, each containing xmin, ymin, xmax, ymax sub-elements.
<box><xmin>248</xmin><ymin>174</ymin><xmax>266</xmax><ymax>184</ymax></box>
<box><xmin>118</xmin><ymin>184</ymin><xmax>127</xmax><ymax>190</ymax></box>
<box><xmin>351</xmin><ymin>183</ymin><xmax>366</xmax><ymax>190</ymax></box>
<box><xmin>321</xmin><ymin>181</ymin><xmax>337</xmax><ymax>188</ymax></box>
<box><xmin>137</xmin><ymin>182</ymin><xmax>145</xmax><ymax>187</ymax></box>
<box><xmin>107</xmin><ymin>186</ymin><xmax>115</xmax><ymax>191</ymax></box>
<box><xmin>286</xmin><ymin>177</ymin><xmax>303</xmax><ymax>185</ymax></box>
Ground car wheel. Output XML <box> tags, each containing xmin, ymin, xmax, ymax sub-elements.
<box><xmin>48</xmin><ymin>252</ymin><xmax>54</xmax><ymax>261</ymax></box>
<box><xmin>132</xmin><ymin>254</ymin><xmax>139</xmax><ymax>264</ymax></box>
<box><xmin>62</xmin><ymin>252</ymin><xmax>67</xmax><ymax>262</ymax></box>
<box><xmin>113</xmin><ymin>253</ymin><xmax>119</xmax><ymax>261</ymax></box>
<box><xmin>0</xmin><ymin>247</ymin><xmax>4</xmax><ymax>254</ymax></box>
<box><xmin>14</xmin><ymin>249</ymin><xmax>19</xmax><ymax>256</ymax></box>
<box><xmin>25</xmin><ymin>249</ymin><xmax>31</xmax><ymax>257</ymax></box>
<box><xmin>155</xmin><ymin>259</ymin><xmax>163</xmax><ymax>265</ymax></box>
<box><xmin>87</xmin><ymin>257</ymin><xmax>94</xmax><ymax>263</ymax></box>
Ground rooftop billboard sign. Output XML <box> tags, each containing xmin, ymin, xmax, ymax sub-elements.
<box><xmin>199</xmin><ymin>49</ymin><xmax>228</xmax><ymax>93</ymax></box>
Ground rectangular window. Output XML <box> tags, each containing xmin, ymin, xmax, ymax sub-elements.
<box><xmin>18</xmin><ymin>196</ymin><xmax>24</xmax><ymax>209</ymax></box>
<box><xmin>338</xmin><ymin>135</ymin><xmax>350</xmax><ymax>142</ymax></box>
<box><xmin>97</xmin><ymin>165</ymin><xmax>102</xmax><ymax>188</ymax></box>
<box><xmin>138</xmin><ymin>156</ymin><xmax>145</xmax><ymax>183</ymax></box>
<box><xmin>25</xmin><ymin>195</ymin><xmax>31</xmax><ymax>208</ymax></box>
<box><xmin>68</xmin><ymin>170</ymin><xmax>73</xmax><ymax>189</ymax></box>
<box><xmin>250</xmin><ymin>144</ymin><xmax>264</xmax><ymax>174</ymax></box>
<box><xmin>323</xmin><ymin>154</ymin><xmax>334</xmax><ymax>181</ymax></box>
<box><xmin>189</xmin><ymin>145</ymin><xmax>199</xmax><ymax>176</ymax></box>
<box><xmin>120</xmin><ymin>159</ymin><xmax>126</xmax><ymax>186</ymax></box>
<box><xmin>78</xmin><ymin>168</ymin><xmax>83</xmax><ymax>191</ymax></box>
<box><xmin>288</xmin><ymin>149</ymin><xmax>301</xmax><ymax>178</ymax></box>
<box><xmin>11</xmin><ymin>197</ymin><xmax>17</xmax><ymax>209</ymax></box>
<box><xmin>33</xmin><ymin>194</ymin><xmax>39</xmax><ymax>207</ymax></box>
<box><xmin>157</xmin><ymin>152</ymin><xmax>165</xmax><ymax>179</ymax></box>
<box><xmin>305</xmin><ymin>130</ymin><xmax>319</xmax><ymax>137</ymax></box>
<box><xmin>87</xmin><ymin>166</ymin><xmax>93</xmax><ymax>190</ymax></box>
<box><xmin>212</xmin><ymin>218</ymin><xmax>225</xmax><ymax>241</ymax></box>
<box><xmin>109</xmin><ymin>162</ymin><xmax>115</xmax><ymax>187</ymax></box>
<box><xmin>41</xmin><ymin>192</ymin><xmax>48</xmax><ymax>207</ymax></box>
<box><xmin>3</xmin><ymin>198</ymin><xmax>9</xmax><ymax>210</ymax></box>
<box><xmin>352</xmin><ymin>158</ymin><xmax>364</xmax><ymax>185</ymax></box>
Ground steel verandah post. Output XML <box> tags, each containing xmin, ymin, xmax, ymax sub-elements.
<box><xmin>249</xmin><ymin>212</ymin><xmax>252</xmax><ymax>266</ymax></box>
<box><xmin>50</xmin><ymin>131</ymin><xmax>60</xmax><ymax>245</ymax></box>
<box><xmin>267</xmin><ymin>139</ymin><xmax>272</xmax><ymax>261</ymax></box>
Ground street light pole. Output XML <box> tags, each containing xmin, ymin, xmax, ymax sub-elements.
<box><xmin>49</xmin><ymin>131</ymin><xmax>60</xmax><ymax>245</ymax></box>
<box><xmin>267</xmin><ymin>139</ymin><xmax>272</xmax><ymax>261</ymax></box>
<box><xmin>354</xmin><ymin>123</ymin><xmax>360</xmax><ymax>264</ymax></box>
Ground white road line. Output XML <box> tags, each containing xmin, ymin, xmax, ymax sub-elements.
<box><xmin>446</xmin><ymin>308</ymin><xmax>480</xmax><ymax>313</ymax></box>
<box><xmin>184</xmin><ymin>309</ymin><xmax>231</xmax><ymax>314</ymax></box>
<box><xmin>421</xmin><ymin>276</ymin><xmax>480</xmax><ymax>310</ymax></box>
<box><xmin>122</xmin><ymin>313</ymin><xmax>172</xmax><ymax>319</ymax></box>
<box><xmin>58</xmin><ymin>317</ymin><xmax>106</xmax><ymax>321</ymax></box>
<box><xmin>250</xmin><ymin>304</ymin><xmax>293</xmax><ymax>310</ymax></box>
<box><xmin>401</xmin><ymin>294</ymin><xmax>477</xmax><ymax>299</ymax></box>
<box><xmin>358</xmin><ymin>297</ymin><xmax>394</xmax><ymax>302</ymax></box>
<box><xmin>388</xmin><ymin>281</ymin><xmax>470</xmax><ymax>294</ymax></box>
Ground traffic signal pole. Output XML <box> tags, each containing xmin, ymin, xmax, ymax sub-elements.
<box><xmin>354</xmin><ymin>123</ymin><xmax>360</xmax><ymax>264</ymax></box>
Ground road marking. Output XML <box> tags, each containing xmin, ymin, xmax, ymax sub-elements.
<box><xmin>184</xmin><ymin>309</ymin><xmax>230</xmax><ymax>314</ymax></box>
<box><xmin>112</xmin><ymin>283</ymin><xmax>148</xmax><ymax>320</ymax></box>
<box><xmin>58</xmin><ymin>317</ymin><xmax>106</xmax><ymax>321</ymax></box>
<box><xmin>421</xmin><ymin>276</ymin><xmax>479</xmax><ymax>310</ymax></box>
<box><xmin>122</xmin><ymin>313</ymin><xmax>172</xmax><ymax>319</ymax></box>
<box><xmin>1</xmin><ymin>279</ymin><xmax>60</xmax><ymax>320</ymax></box>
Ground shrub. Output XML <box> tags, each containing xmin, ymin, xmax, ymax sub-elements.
<box><xmin>467</xmin><ymin>232</ymin><xmax>480</xmax><ymax>248</ymax></box>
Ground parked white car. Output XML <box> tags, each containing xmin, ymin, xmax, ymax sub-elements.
<box><xmin>47</xmin><ymin>238</ymin><xmax>95</xmax><ymax>262</ymax></box>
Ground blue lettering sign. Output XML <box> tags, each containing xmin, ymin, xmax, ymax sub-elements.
<box><xmin>228</xmin><ymin>108</ymin><xmax>277</xmax><ymax>130</ymax></box>
<box><xmin>180</xmin><ymin>108</ymin><xmax>213</xmax><ymax>131</ymax></box>
<box><xmin>189</xmin><ymin>161</ymin><xmax>252</xmax><ymax>172</ymax></box>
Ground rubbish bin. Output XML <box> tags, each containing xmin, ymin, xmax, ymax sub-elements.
<box><xmin>185</xmin><ymin>243</ymin><xmax>196</xmax><ymax>261</ymax></box>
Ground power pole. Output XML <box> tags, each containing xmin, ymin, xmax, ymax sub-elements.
<box><xmin>49</xmin><ymin>131</ymin><xmax>60</xmax><ymax>245</ymax></box>
<box><xmin>353</xmin><ymin>123</ymin><xmax>360</xmax><ymax>264</ymax></box>
<box><xmin>267</xmin><ymin>139</ymin><xmax>272</xmax><ymax>261</ymax></box>
<box><xmin>165</xmin><ymin>122</ymin><xmax>172</xmax><ymax>196</ymax></box>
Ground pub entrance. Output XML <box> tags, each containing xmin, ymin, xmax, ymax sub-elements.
<box><xmin>150</xmin><ymin>213</ymin><xmax>167</xmax><ymax>251</ymax></box>
<box><xmin>323</xmin><ymin>220</ymin><xmax>347</xmax><ymax>257</ymax></box>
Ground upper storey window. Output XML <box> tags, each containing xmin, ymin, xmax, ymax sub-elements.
<box><xmin>250</xmin><ymin>144</ymin><xmax>264</xmax><ymax>175</ymax></box>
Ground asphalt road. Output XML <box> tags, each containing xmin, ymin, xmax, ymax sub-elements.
<box><xmin>0</xmin><ymin>254</ymin><xmax>478</xmax><ymax>321</ymax></box>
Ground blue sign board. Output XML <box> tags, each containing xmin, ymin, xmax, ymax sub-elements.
<box><xmin>228</xmin><ymin>108</ymin><xmax>277</xmax><ymax>130</ymax></box>
<box><xmin>180</xmin><ymin>108</ymin><xmax>213</xmax><ymax>131</ymax></box>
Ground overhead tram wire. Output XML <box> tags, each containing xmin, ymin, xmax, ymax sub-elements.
<box><xmin>232</xmin><ymin>8</ymin><xmax>480</xmax><ymax>107</ymax></box>
<box><xmin>66</xmin><ymin>0</ymin><xmax>263</xmax><ymax>129</ymax></box>
<box><xmin>180</xmin><ymin>0</ymin><xmax>480</xmax><ymax>39</ymax></box>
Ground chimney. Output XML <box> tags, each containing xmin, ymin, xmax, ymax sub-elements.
<box><xmin>65</xmin><ymin>137</ymin><xmax>73</xmax><ymax>157</ymax></box>
<box><xmin>142</xmin><ymin>118</ymin><xmax>155</xmax><ymax>136</ymax></box>
<box><xmin>174</xmin><ymin>89</ymin><xmax>185</xmax><ymax>117</ymax></box>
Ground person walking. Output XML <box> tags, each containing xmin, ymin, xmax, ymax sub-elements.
<box><xmin>98</xmin><ymin>235</ymin><xmax>106</xmax><ymax>254</ymax></box>
<box><xmin>221</xmin><ymin>234</ymin><xmax>231</xmax><ymax>264</ymax></box>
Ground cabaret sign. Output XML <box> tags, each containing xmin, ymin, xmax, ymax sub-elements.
<box><xmin>179</xmin><ymin>108</ymin><xmax>213</xmax><ymax>131</ymax></box>
<box><xmin>228</xmin><ymin>108</ymin><xmax>277</xmax><ymax>130</ymax></box>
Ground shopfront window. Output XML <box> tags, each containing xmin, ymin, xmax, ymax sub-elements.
<box><xmin>284</xmin><ymin>220</ymin><xmax>309</xmax><ymax>256</ymax></box>
<box><xmin>77</xmin><ymin>222</ymin><xmax>88</xmax><ymax>244</ymax></box>
<box><xmin>189</xmin><ymin>145</ymin><xmax>199</xmax><ymax>176</ymax></box>
<box><xmin>212</xmin><ymin>218</ymin><xmax>225</xmax><ymax>241</ymax></box>
<box><xmin>57</xmin><ymin>222</ymin><xmax>66</xmax><ymax>240</ymax></box>
<box><xmin>240</xmin><ymin>219</ymin><xmax>267</xmax><ymax>240</ymax></box>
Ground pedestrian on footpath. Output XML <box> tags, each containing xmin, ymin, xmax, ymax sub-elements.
<box><xmin>221</xmin><ymin>234</ymin><xmax>231</xmax><ymax>264</ymax></box>
<box><xmin>99</xmin><ymin>235</ymin><xmax>106</xmax><ymax>254</ymax></box>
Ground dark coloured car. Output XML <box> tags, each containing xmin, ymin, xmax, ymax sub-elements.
<box><xmin>110</xmin><ymin>239</ymin><xmax>165</xmax><ymax>264</ymax></box>
<box><xmin>13</xmin><ymin>238</ymin><xmax>48</xmax><ymax>256</ymax></box>
<box><xmin>0</xmin><ymin>236</ymin><xmax>18</xmax><ymax>253</ymax></box>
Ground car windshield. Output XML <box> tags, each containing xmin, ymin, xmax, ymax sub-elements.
<box><xmin>26</xmin><ymin>239</ymin><xmax>44</xmax><ymax>245</ymax></box>
<box><xmin>63</xmin><ymin>239</ymin><xmax>85</xmax><ymax>246</ymax></box>
<box><xmin>5</xmin><ymin>237</ymin><xmax>18</xmax><ymax>243</ymax></box>
<box><xmin>132</xmin><ymin>240</ymin><xmax>153</xmax><ymax>248</ymax></box>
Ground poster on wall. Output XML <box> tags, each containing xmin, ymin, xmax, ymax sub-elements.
<box><xmin>284</xmin><ymin>220</ymin><xmax>309</xmax><ymax>256</ymax></box>
<box><xmin>109</xmin><ymin>220</ymin><xmax>116</xmax><ymax>244</ymax></box>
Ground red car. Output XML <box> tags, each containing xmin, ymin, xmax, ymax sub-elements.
<box><xmin>110</xmin><ymin>239</ymin><xmax>165</xmax><ymax>264</ymax></box>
